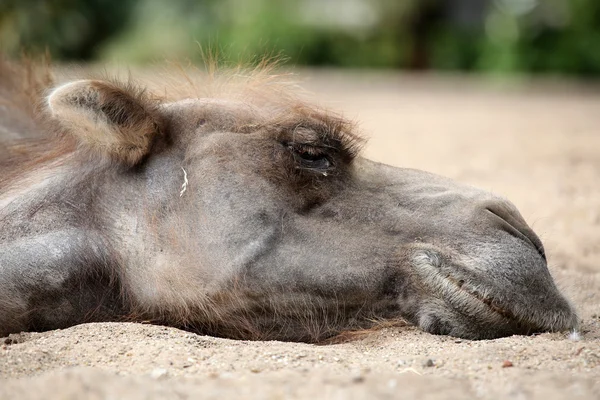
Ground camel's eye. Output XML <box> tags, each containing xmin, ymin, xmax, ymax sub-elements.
<box><xmin>286</xmin><ymin>143</ymin><xmax>332</xmax><ymax>172</ymax></box>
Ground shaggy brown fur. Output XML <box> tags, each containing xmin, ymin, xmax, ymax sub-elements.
<box><xmin>0</xmin><ymin>57</ymin><xmax>70</xmax><ymax>190</ymax></box>
<box><xmin>0</xmin><ymin>58</ymin><xmax>363</xmax><ymax>188</ymax></box>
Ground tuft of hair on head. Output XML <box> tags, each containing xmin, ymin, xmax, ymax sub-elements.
<box><xmin>46</xmin><ymin>78</ymin><xmax>163</xmax><ymax>166</ymax></box>
<box><xmin>141</xmin><ymin>47</ymin><xmax>306</xmax><ymax>110</ymax></box>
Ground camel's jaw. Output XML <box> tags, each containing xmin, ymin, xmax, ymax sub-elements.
<box><xmin>408</xmin><ymin>246</ymin><xmax>579</xmax><ymax>340</ymax></box>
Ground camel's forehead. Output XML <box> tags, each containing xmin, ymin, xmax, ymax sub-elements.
<box><xmin>161</xmin><ymin>97</ymin><xmax>268</xmax><ymax>130</ymax></box>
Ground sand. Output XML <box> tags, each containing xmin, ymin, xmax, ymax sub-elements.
<box><xmin>1</xmin><ymin>71</ymin><xmax>599</xmax><ymax>399</ymax></box>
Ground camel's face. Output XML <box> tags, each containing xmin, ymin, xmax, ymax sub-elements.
<box><xmin>1</xmin><ymin>77</ymin><xmax>577</xmax><ymax>341</ymax></box>
<box><xmin>130</xmin><ymin>97</ymin><xmax>576</xmax><ymax>340</ymax></box>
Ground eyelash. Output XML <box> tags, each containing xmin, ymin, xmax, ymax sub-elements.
<box><xmin>285</xmin><ymin>142</ymin><xmax>333</xmax><ymax>172</ymax></box>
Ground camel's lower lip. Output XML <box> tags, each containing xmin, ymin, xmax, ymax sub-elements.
<box><xmin>443</xmin><ymin>274</ymin><xmax>518</xmax><ymax>322</ymax></box>
<box><xmin>411</xmin><ymin>248</ymin><xmax>519</xmax><ymax>323</ymax></box>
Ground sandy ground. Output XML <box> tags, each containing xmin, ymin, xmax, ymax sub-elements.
<box><xmin>1</xmin><ymin>71</ymin><xmax>599</xmax><ymax>399</ymax></box>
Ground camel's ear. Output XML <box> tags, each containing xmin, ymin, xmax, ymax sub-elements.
<box><xmin>47</xmin><ymin>79</ymin><xmax>161</xmax><ymax>165</ymax></box>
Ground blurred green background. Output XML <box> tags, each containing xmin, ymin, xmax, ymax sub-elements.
<box><xmin>1</xmin><ymin>0</ymin><xmax>599</xmax><ymax>76</ymax></box>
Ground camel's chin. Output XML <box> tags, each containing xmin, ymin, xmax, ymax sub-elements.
<box><xmin>413</xmin><ymin>286</ymin><xmax>529</xmax><ymax>340</ymax></box>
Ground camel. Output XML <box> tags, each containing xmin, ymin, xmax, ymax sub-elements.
<box><xmin>0</xmin><ymin>59</ymin><xmax>578</xmax><ymax>342</ymax></box>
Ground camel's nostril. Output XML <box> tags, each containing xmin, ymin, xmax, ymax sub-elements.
<box><xmin>484</xmin><ymin>205</ymin><xmax>546</xmax><ymax>261</ymax></box>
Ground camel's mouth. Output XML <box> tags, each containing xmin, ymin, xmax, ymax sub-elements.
<box><xmin>428</xmin><ymin>270</ymin><xmax>544</xmax><ymax>338</ymax></box>
<box><xmin>410</xmin><ymin>248</ymin><xmax>542</xmax><ymax>337</ymax></box>
<box><xmin>410</xmin><ymin>247</ymin><xmax>578</xmax><ymax>339</ymax></box>
<box><xmin>443</xmin><ymin>274</ymin><xmax>520</xmax><ymax>323</ymax></box>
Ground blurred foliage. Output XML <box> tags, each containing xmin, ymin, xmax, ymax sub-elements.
<box><xmin>1</xmin><ymin>0</ymin><xmax>600</xmax><ymax>76</ymax></box>
<box><xmin>0</xmin><ymin>0</ymin><xmax>137</xmax><ymax>59</ymax></box>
